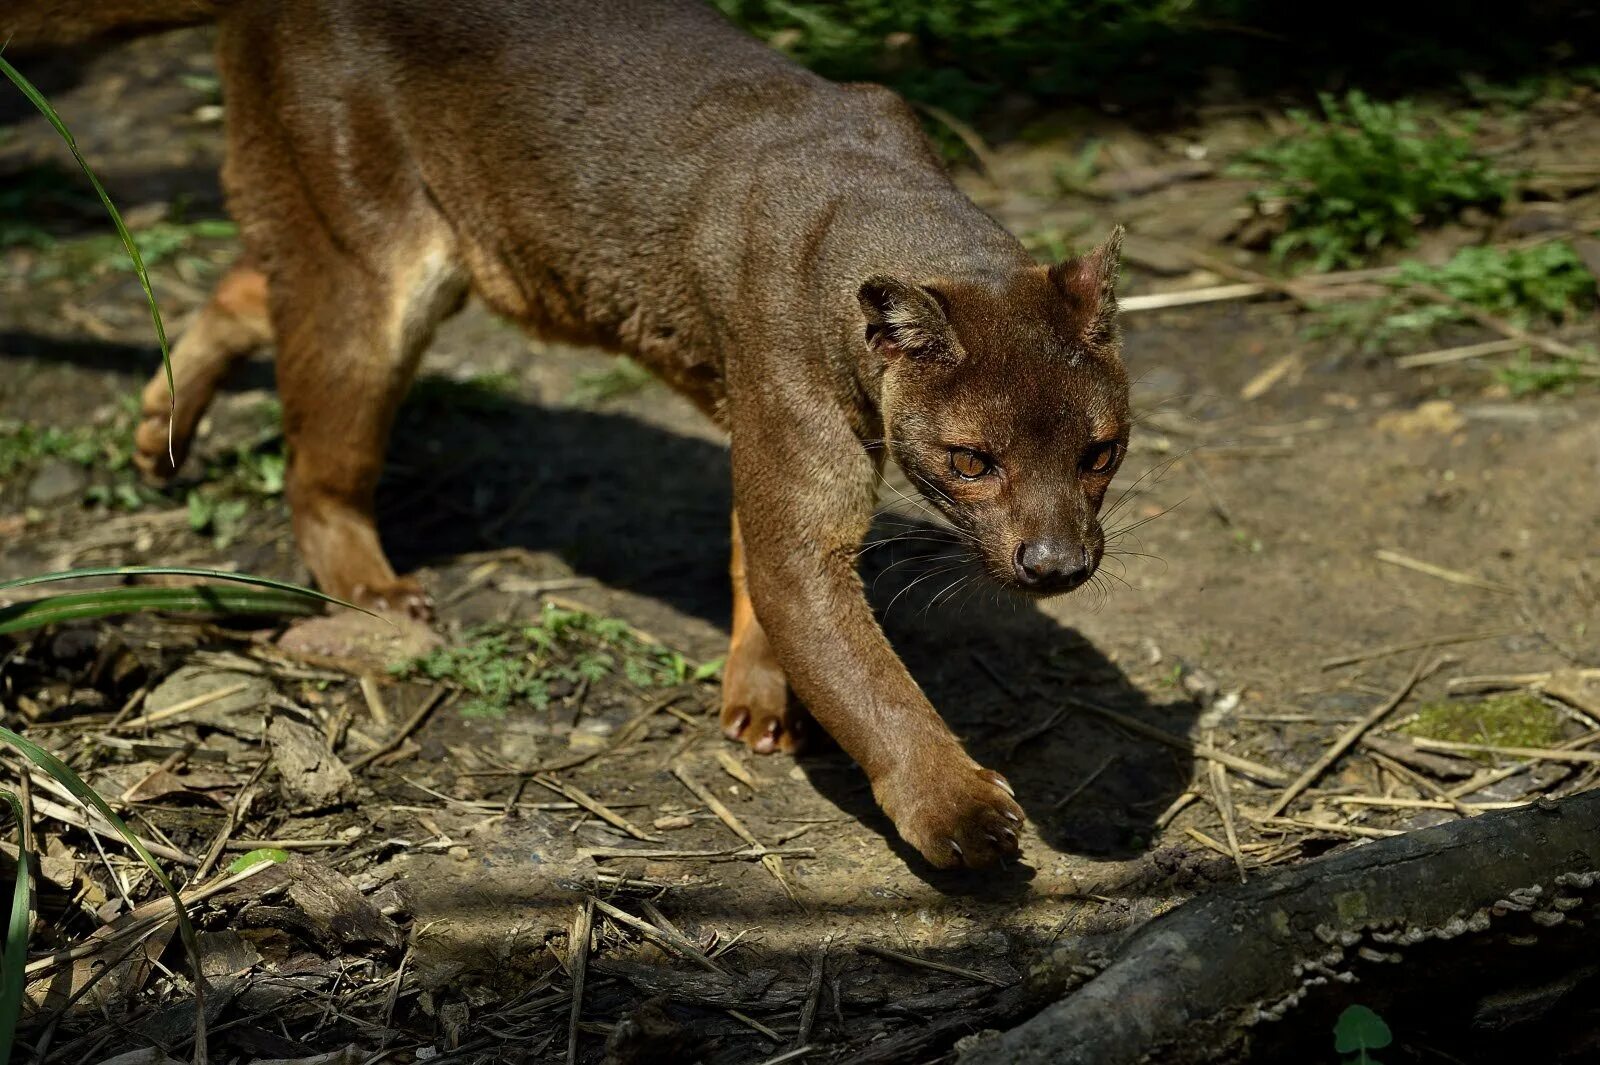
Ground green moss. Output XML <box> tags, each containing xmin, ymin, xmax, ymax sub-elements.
<box><xmin>1401</xmin><ymin>692</ymin><xmax>1564</xmax><ymax>751</ymax></box>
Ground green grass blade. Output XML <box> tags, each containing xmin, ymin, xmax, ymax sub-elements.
<box><xmin>0</xmin><ymin>791</ymin><xmax>31</xmax><ymax>1065</ymax></box>
<box><xmin>0</xmin><ymin>728</ymin><xmax>201</xmax><ymax>996</ymax></box>
<box><xmin>0</xmin><ymin>53</ymin><xmax>176</xmax><ymax>457</ymax></box>
<box><xmin>0</xmin><ymin>565</ymin><xmax>354</xmax><ymax>607</ymax></box>
<box><xmin>0</xmin><ymin>585</ymin><xmax>322</xmax><ymax>635</ymax></box>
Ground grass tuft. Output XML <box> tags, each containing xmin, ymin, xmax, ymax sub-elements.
<box><xmin>1247</xmin><ymin>91</ymin><xmax>1510</xmax><ymax>270</ymax></box>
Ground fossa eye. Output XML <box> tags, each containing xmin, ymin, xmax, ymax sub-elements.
<box><xmin>1082</xmin><ymin>442</ymin><xmax>1121</xmax><ymax>475</ymax></box>
<box><xmin>949</xmin><ymin>448</ymin><xmax>994</xmax><ymax>480</ymax></box>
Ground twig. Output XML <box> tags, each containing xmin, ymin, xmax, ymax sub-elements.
<box><xmin>532</xmin><ymin>775</ymin><xmax>661</xmax><ymax>842</ymax></box>
<box><xmin>1063</xmin><ymin>698</ymin><xmax>1290</xmax><ymax>786</ymax></box>
<box><xmin>672</xmin><ymin>764</ymin><xmax>801</xmax><ymax>907</ymax></box>
<box><xmin>349</xmin><ymin>688</ymin><xmax>450</xmax><ymax>772</ymax></box>
<box><xmin>1120</xmin><ymin>283</ymin><xmax>1266</xmax><ymax>312</ymax></box>
<box><xmin>1365</xmin><ymin>750</ymin><xmax>1476</xmax><ymax>817</ymax></box>
<box><xmin>859</xmin><ymin>944</ymin><xmax>1008</xmax><ymax>987</ymax></box>
<box><xmin>1408</xmin><ymin>282</ymin><xmax>1595</xmax><ymax>363</ymax></box>
<box><xmin>1374</xmin><ymin>549</ymin><xmax>1515</xmax><ymax>594</ymax></box>
<box><xmin>25</xmin><ymin>859</ymin><xmax>277</xmax><ymax>977</ymax></box>
<box><xmin>567</xmin><ymin>899</ymin><xmax>593</xmax><ymax>1065</ymax></box>
<box><xmin>1206</xmin><ymin>744</ymin><xmax>1248</xmax><ymax>883</ymax></box>
<box><xmin>359</xmin><ymin>674</ymin><xmax>392</xmax><ymax>728</ymax></box>
<box><xmin>715</xmin><ymin>749</ymin><xmax>760</xmax><ymax>791</ymax></box>
<box><xmin>755</xmin><ymin>1048</ymin><xmax>815</xmax><ymax>1065</ymax></box>
<box><xmin>195</xmin><ymin>757</ymin><xmax>270</xmax><ymax>879</ymax></box>
<box><xmin>1395</xmin><ymin>337</ymin><xmax>1525</xmax><ymax>369</ymax></box>
<box><xmin>26</xmin><ymin>793</ymin><xmax>197</xmax><ymax>866</ymax></box>
<box><xmin>581</xmin><ymin>845</ymin><xmax>816</xmax><ymax>861</ymax></box>
<box><xmin>728</xmin><ymin>1009</ymin><xmax>784</xmax><ymax>1041</ymax></box>
<box><xmin>1252</xmin><ymin>815</ymin><xmax>1401</xmax><ymax>839</ymax></box>
<box><xmin>1185</xmin><ymin>455</ymin><xmax>1235</xmax><ymax>527</ymax></box>
<box><xmin>1154</xmin><ymin>791</ymin><xmax>1199</xmax><ymax>829</ymax></box>
<box><xmin>1321</xmin><ymin>628</ymin><xmax>1517</xmax><ymax>670</ymax></box>
<box><xmin>911</xmin><ymin>101</ymin><xmax>1000</xmax><ymax>181</ymax></box>
<box><xmin>1184</xmin><ymin>826</ymin><xmax>1234</xmax><ymax>857</ymax></box>
<box><xmin>110</xmin><ymin>682</ymin><xmax>251</xmax><ymax>732</ymax></box>
<box><xmin>591</xmin><ymin>897</ymin><xmax>725</xmax><ymax>974</ymax></box>
<box><xmin>531</xmin><ymin>688</ymin><xmax>692</xmax><ymax>774</ymax></box>
<box><xmin>1262</xmin><ymin>655</ymin><xmax>1428</xmax><ymax>819</ymax></box>
<box><xmin>1051</xmin><ymin>756</ymin><xmax>1119</xmax><ymax>812</ymax></box>
<box><xmin>1329</xmin><ymin>795</ymin><xmax>1523</xmax><ymax>811</ymax></box>
<box><xmin>1410</xmin><ymin>737</ymin><xmax>1600</xmax><ymax>764</ymax></box>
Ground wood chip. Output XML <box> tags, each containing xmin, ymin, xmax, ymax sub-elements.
<box><xmin>715</xmin><ymin>749</ymin><xmax>760</xmax><ymax>791</ymax></box>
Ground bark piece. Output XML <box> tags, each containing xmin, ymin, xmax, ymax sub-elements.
<box><xmin>267</xmin><ymin>707</ymin><xmax>354</xmax><ymax>807</ymax></box>
<box><xmin>242</xmin><ymin>858</ymin><xmax>401</xmax><ymax>956</ymax></box>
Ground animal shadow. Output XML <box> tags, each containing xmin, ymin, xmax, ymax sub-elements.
<box><xmin>378</xmin><ymin>387</ymin><xmax>1199</xmax><ymax>881</ymax></box>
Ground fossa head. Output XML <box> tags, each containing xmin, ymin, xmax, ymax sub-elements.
<box><xmin>860</xmin><ymin>228</ymin><xmax>1131</xmax><ymax>596</ymax></box>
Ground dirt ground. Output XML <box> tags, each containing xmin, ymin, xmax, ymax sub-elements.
<box><xmin>2</xmin><ymin>27</ymin><xmax>1598</xmax><ymax>1065</ymax></box>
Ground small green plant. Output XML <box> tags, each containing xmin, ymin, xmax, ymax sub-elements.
<box><xmin>27</xmin><ymin>218</ymin><xmax>236</xmax><ymax>283</ymax></box>
<box><xmin>1496</xmin><ymin>355</ymin><xmax>1589</xmax><ymax>396</ymax></box>
<box><xmin>1334</xmin><ymin>1004</ymin><xmax>1392</xmax><ymax>1065</ymax></box>
<box><xmin>1308</xmin><ymin>241</ymin><xmax>1595</xmax><ymax>364</ymax></box>
<box><xmin>1247</xmin><ymin>91</ymin><xmax>1510</xmax><ymax>270</ymax></box>
<box><xmin>394</xmin><ymin>603</ymin><xmax>706</xmax><ymax>718</ymax></box>
<box><xmin>569</xmin><ymin>358</ymin><xmax>654</xmax><ymax>405</ymax></box>
<box><xmin>0</xmin><ymin>417</ymin><xmax>135</xmax><ymax>479</ymax></box>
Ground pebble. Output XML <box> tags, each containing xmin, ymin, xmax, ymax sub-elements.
<box><xmin>26</xmin><ymin>458</ymin><xmax>86</xmax><ymax>505</ymax></box>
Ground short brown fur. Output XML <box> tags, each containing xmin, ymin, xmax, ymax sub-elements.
<box><xmin>36</xmin><ymin>0</ymin><xmax>1132</xmax><ymax>869</ymax></box>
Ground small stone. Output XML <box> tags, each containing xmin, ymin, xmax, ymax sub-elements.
<box><xmin>653</xmin><ymin>814</ymin><xmax>694</xmax><ymax>831</ymax></box>
<box><xmin>449</xmin><ymin>846</ymin><xmax>470</xmax><ymax>861</ymax></box>
<box><xmin>26</xmin><ymin>458</ymin><xmax>86</xmax><ymax>505</ymax></box>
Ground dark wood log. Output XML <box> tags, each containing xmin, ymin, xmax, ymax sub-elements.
<box><xmin>961</xmin><ymin>791</ymin><xmax>1600</xmax><ymax>1065</ymax></box>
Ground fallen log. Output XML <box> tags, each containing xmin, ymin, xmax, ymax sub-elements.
<box><xmin>961</xmin><ymin>791</ymin><xmax>1600</xmax><ymax>1065</ymax></box>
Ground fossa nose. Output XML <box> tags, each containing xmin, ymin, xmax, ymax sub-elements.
<box><xmin>1013</xmin><ymin>540</ymin><xmax>1092</xmax><ymax>592</ymax></box>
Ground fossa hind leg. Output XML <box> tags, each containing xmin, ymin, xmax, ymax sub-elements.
<box><xmin>216</xmin><ymin>26</ymin><xmax>466</xmax><ymax>615</ymax></box>
<box><xmin>133</xmin><ymin>259</ymin><xmax>271</xmax><ymax>480</ymax></box>
<box><xmin>266</xmin><ymin>223</ymin><xmax>465</xmax><ymax>617</ymax></box>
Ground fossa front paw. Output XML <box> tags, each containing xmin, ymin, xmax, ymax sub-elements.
<box><xmin>351</xmin><ymin>577</ymin><xmax>433</xmax><ymax>621</ymax></box>
<box><xmin>877</xmin><ymin>754</ymin><xmax>1024</xmax><ymax>869</ymax></box>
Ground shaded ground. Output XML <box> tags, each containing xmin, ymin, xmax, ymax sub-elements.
<box><xmin>2</xmin><ymin>27</ymin><xmax>1599</xmax><ymax>1065</ymax></box>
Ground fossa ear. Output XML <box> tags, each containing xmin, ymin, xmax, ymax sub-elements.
<box><xmin>858</xmin><ymin>276</ymin><xmax>958</xmax><ymax>363</ymax></box>
<box><xmin>1048</xmin><ymin>224</ymin><xmax>1123</xmax><ymax>348</ymax></box>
